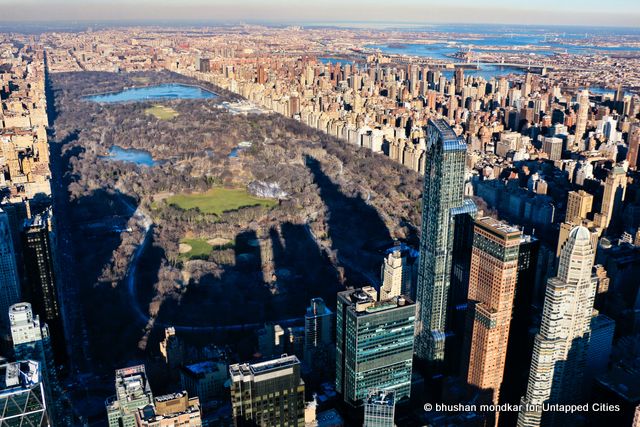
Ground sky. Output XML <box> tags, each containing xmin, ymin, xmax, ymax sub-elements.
<box><xmin>1</xmin><ymin>0</ymin><xmax>639</xmax><ymax>27</ymax></box>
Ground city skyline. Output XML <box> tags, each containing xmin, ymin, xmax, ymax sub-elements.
<box><xmin>1</xmin><ymin>5</ymin><xmax>639</xmax><ymax>425</ymax></box>
<box><xmin>1</xmin><ymin>0</ymin><xmax>639</xmax><ymax>27</ymax></box>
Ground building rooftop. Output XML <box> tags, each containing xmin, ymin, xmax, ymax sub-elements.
<box><xmin>429</xmin><ymin>118</ymin><xmax>466</xmax><ymax>151</ymax></box>
<box><xmin>0</xmin><ymin>360</ymin><xmax>40</xmax><ymax>395</ymax></box>
<box><xmin>366</xmin><ymin>389</ymin><xmax>395</xmax><ymax>407</ymax></box>
<box><xmin>306</xmin><ymin>298</ymin><xmax>332</xmax><ymax>318</ymax></box>
<box><xmin>597</xmin><ymin>366</ymin><xmax>640</xmax><ymax>402</ymax></box>
<box><xmin>182</xmin><ymin>360</ymin><xmax>224</xmax><ymax>377</ymax></box>
<box><xmin>316</xmin><ymin>409</ymin><xmax>344</xmax><ymax>427</ymax></box>
<box><xmin>429</xmin><ymin>118</ymin><xmax>458</xmax><ymax>142</ymax></box>
<box><xmin>229</xmin><ymin>354</ymin><xmax>301</xmax><ymax>381</ymax></box>
<box><xmin>340</xmin><ymin>287</ymin><xmax>414</xmax><ymax>316</ymax></box>
<box><xmin>476</xmin><ymin>216</ymin><xmax>521</xmax><ymax>238</ymax></box>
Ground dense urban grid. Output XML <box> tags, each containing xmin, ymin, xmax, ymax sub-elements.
<box><xmin>1</xmin><ymin>20</ymin><xmax>640</xmax><ymax>427</ymax></box>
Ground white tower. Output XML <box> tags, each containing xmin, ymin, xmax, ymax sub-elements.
<box><xmin>517</xmin><ymin>226</ymin><xmax>597</xmax><ymax>427</ymax></box>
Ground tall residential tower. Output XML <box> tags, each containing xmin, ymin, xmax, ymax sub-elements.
<box><xmin>415</xmin><ymin>118</ymin><xmax>467</xmax><ymax>363</ymax></box>
<box><xmin>574</xmin><ymin>90</ymin><xmax>590</xmax><ymax>142</ymax></box>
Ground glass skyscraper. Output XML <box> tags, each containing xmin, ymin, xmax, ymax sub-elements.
<box><xmin>335</xmin><ymin>287</ymin><xmax>415</xmax><ymax>407</ymax></box>
<box><xmin>415</xmin><ymin>118</ymin><xmax>467</xmax><ymax>364</ymax></box>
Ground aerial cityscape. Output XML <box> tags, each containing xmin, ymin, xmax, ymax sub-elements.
<box><xmin>1</xmin><ymin>0</ymin><xmax>640</xmax><ymax>426</ymax></box>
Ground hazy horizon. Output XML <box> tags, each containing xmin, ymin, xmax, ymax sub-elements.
<box><xmin>1</xmin><ymin>0</ymin><xmax>639</xmax><ymax>27</ymax></box>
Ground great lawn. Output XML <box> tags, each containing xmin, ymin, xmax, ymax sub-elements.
<box><xmin>165</xmin><ymin>188</ymin><xmax>277</xmax><ymax>216</ymax></box>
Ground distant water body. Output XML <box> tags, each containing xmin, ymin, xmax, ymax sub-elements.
<box><xmin>86</xmin><ymin>83</ymin><xmax>217</xmax><ymax>103</ymax></box>
<box><xmin>101</xmin><ymin>145</ymin><xmax>156</xmax><ymax>166</ymax></box>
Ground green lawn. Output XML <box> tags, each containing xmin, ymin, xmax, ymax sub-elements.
<box><xmin>166</xmin><ymin>188</ymin><xmax>277</xmax><ymax>216</ymax></box>
<box><xmin>145</xmin><ymin>105</ymin><xmax>179</xmax><ymax>120</ymax></box>
<box><xmin>179</xmin><ymin>238</ymin><xmax>212</xmax><ymax>260</ymax></box>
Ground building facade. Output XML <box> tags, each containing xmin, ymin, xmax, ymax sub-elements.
<box><xmin>303</xmin><ymin>298</ymin><xmax>333</xmax><ymax>375</ymax></box>
<box><xmin>566</xmin><ymin>190</ymin><xmax>593</xmax><ymax>224</ymax></box>
<box><xmin>135</xmin><ymin>391</ymin><xmax>202</xmax><ymax>427</ymax></box>
<box><xmin>415</xmin><ymin>118</ymin><xmax>467</xmax><ymax>364</ymax></box>
<box><xmin>229</xmin><ymin>355</ymin><xmax>305</xmax><ymax>427</ymax></box>
<box><xmin>9</xmin><ymin>302</ymin><xmax>63</xmax><ymax>425</ymax></box>
<box><xmin>518</xmin><ymin>226</ymin><xmax>597</xmax><ymax>427</ymax></box>
<box><xmin>0</xmin><ymin>208</ymin><xmax>21</xmax><ymax>331</ymax></box>
<box><xmin>464</xmin><ymin>218</ymin><xmax>520</xmax><ymax>425</ymax></box>
<box><xmin>21</xmin><ymin>211</ymin><xmax>64</xmax><ymax>359</ymax></box>
<box><xmin>0</xmin><ymin>360</ymin><xmax>50</xmax><ymax>426</ymax></box>
<box><xmin>106</xmin><ymin>365</ymin><xmax>154</xmax><ymax>427</ymax></box>
<box><xmin>363</xmin><ymin>390</ymin><xmax>395</xmax><ymax>427</ymax></box>
<box><xmin>335</xmin><ymin>287</ymin><xmax>415</xmax><ymax>406</ymax></box>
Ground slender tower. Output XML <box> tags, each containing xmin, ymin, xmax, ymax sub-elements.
<box><xmin>599</xmin><ymin>166</ymin><xmax>627</xmax><ymax>232</ymax></box>
<box><xmin>517</xmin><ymin>226</ymin><xmax>597</xmax><ymax>427</ymax></box>
<box><xmin>574</xmin><ymin>90</ymin><xmax>589</xmax><ymax>142</ymax></box>
<box><xmin>415</xmin><ymin>118</ymin><xmax>467</xmax><ymax>363</ymax></box>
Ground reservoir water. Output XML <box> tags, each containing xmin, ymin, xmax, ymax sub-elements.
<box><xmin>86</xmin><ymin>83</ymin><xmax>217</xmax><ymax>103</ymax></box>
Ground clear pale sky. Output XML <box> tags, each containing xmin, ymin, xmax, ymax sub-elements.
<box><xmin>1</xmin><ymin>0</ymin><xmax>639</xmax><ymax>27</ymax></box>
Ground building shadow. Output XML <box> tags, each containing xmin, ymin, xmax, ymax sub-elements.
<box><xmin>272</xmin><ymin>222</ymin><xmax>341</xmax><ymax>309</ymax></box>
<box><xmin>305</xmin><ymin>156</ymin><xmax>392</xmax><ymax>287</ymax></box>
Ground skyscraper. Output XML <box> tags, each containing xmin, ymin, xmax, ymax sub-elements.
<box><xmin>416</xmin><ymin>118</ymin><xmax>467</xmax><ymax>363</ymax></box>
<box><xmin>464</xmin><ymin>218</ymin><xmax>520</xmax><ymax>419</ymax></box>
<box><xmin>585</xmin><ymin>313</ymin><xmax>615</xmax><ymax>387</ymax></box>
<box><xmin>518</xmin><ymin>226</ymin><xmax>597</xmax><ymax>427</ymax></box>
<box><xmin>542</xmin><ymin>136</ymin><xmax>563</xmax><ymax>161</ymax></box>
<box><xmin>22</xmin><ymin>211</ymin><xmax>64</xmax><ymax>359</ymax></box>
<box><xmin>448</xmin><ymin>199</ymin><xmax>477</xmax><ymax>373</ymax></box>
<box><xmin>363</xmin><ymin>390</ymin><xmax>396</xmax><ymax>427</ymax></box>
<box><xmin>574</xmin><ymin>89</ymin><xmax>590</xmax><ymax>142</ymax></box>
<box><xmin>9</xmin><ymin>302</ymin><xmax>62</xmax><ymax>425</ymax></box>
<box><xmin>336</xmin><ymin>287</ymin><xmax>415</xmax><ymax>406</ymax></box>
<box><xmin>106</xmin><ymin>365</ymin><xmax>154</xmax><ymax>427</ymax></box>
<box><xmin>627</xmin><ymin>122</ymin><xmax>640</xmax><ymax>170</ymax></box>
<box><xmin>500</xmin><ymin>234</ymin><xmax>540</xmax><ymax>426</ymax></box>
<box><xmin>0</xmin><ymin>208</ymin><xmax>21</xmax><ymax>331</ymax></box>
<box><xmin>380</xmin><ymin>249</ymin><xmax>412</xmax><ymax>300</ymax></box>
<box><xmin>599</xmin><ymin>166</ymin><xmax>627</xmax><ymax>232</ymax></box>
<box><xmin>455</xmin><ymin>67</ymin><xmax>464</xmax><ymax>95</ymax></box>
<box><xmin>303</xmin><ymin>298</ymin><xmax>333</xmax><ymax>374</ymax></box>
<box><xmin>0</xmin><ymin>360</ymin><xmax>50</xmax><ymax>426</ymax></box>
<box><xmin>229</xmin><ymin>355</ymin><xmax>305</xmax><ymax>427</ymax></box>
